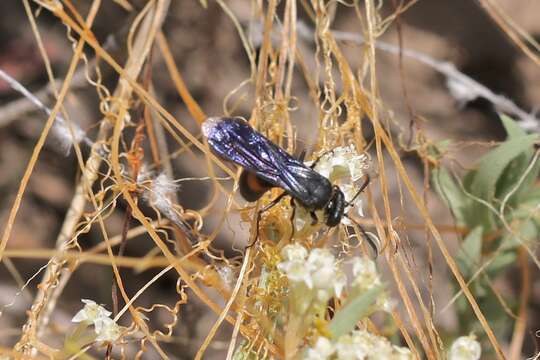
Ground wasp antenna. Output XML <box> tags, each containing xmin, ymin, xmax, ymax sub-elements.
<box><xmin>345</xmin><ymin>174</ymin><xmax>370</xmax><ymax>207</ymax></box>
<box><xmin>344</xmin><ymin>214</ymin><xmax>379</xmax><ymax>257</ymax></box>
<box><xmin>298</xmin><ymin>149</ymin><xmax>307</xmax><ymax>162</ymax></box>
<box><xmin>309</xmin><ymin>148</ymin><xmax>336</xmax><ymax>169</ymax></box>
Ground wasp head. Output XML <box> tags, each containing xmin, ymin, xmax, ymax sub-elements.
<box><xmin>325</xmin><ymin>186</ymin><xmax>346</xmax><ymax>227</ymax></box>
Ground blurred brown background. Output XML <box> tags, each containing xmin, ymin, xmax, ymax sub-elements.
<box><xmin>0</xmin><ymin>1</ymin><xmax>539</xmax><ymax>358</ymax></box>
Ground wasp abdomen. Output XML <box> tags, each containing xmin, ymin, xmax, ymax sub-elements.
<box><xmin>239</xmin><ymin>170</ymin><xmax>273</xmax><ymax>201</ymax></box>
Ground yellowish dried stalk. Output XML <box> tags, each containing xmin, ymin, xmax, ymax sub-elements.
<box><xmin>15</xmin><ymin>0</ymin><xmax>171</xmax><ymax>354</ymax></box>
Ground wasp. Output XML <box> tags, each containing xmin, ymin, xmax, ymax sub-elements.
<box><xmin>202</xmin><ymin>117</ymin><xmax>374</xmax><ymax>252</ymax></box>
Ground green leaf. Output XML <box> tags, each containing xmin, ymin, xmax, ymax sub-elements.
<box><xmin>432</xmin><ymin>167</ymin><xmax>469</xmax><ymax>226</ymax></box>
<box><xmin>469</xmin><ymin>133</ymin><xmax>538</xmax><ymax>228</ymax></box>
<box><xmin>497</xmin><ymin>114</ymin><xmax>540</xmax><ymax>204</ymax></box>
<box><xmin>485</xmin><ymin>251</ymin><xmax>517</xmax><ymax>276</ymax></box>
<box><xmin>470</xmin><ymin>134</ymin><xmax>538</xmax><ymax>199</ymax></box>
<box><xmin>500</xmin><ymin>114</ymin><xmax>527</xmax><ymax>139</ymax></box>
<box><xmin>480</xmin><ymin>286</ymin><xmax>514</xmax><ymax>338</ymax></box>
<box><xmin>328</xmin><ymin>286</ymin><xmax>383</xmax><ymax>339</ymax></box>
<box><xmin>506</xmin><ymin>156</ymin><xmax>540</xmax><ymax>205</ymax></box>
<box><xmin>456</xmin><ymin>226</ymin><xmax>483</xmax><ymax>278</ymax></box>
<box><xmin>508</xmin><ymin>189</ymin><xmax>540</xmax><ymax>221</ymax></box>
<box><xmin>500</xmin><ymin>219</ymin><xmax>539</xmax><ymax>251</ymax></box>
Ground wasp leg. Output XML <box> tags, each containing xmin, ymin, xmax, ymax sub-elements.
<box><xmin>310</xmin><ymin>211</ymin><xmax>318</xmax><ymax>225</ymax></box>
<box><xmin>309</xmin><ymin>149</ymin><xmax>336</xmax><ymax>169</ymax></box>
<box><xmin>298</xmin><ymin>149</ymin><xmax>307</xmax><ymax>162</ymax></box>
<box><xmin>344</xmin><ymin>214</ymin><xmax>378</xmax><ymax>257</ymax></box>
<box><xmin>345</xmin><ymin>174</ymin><xmax>370</xmax><ymax>207</ymax></box>
<box><xmin>289</xmin><ymin>198</ymin><xmax>296</xmax><ymax>242</ymax></box>
<box><xmin>246</xmin><ymin>192</ymin><xmax>288</xmax><ymax>248</ymax></box>
<box><xmin>359</xmin><ymin>224</ymin><xmax>378</xmax><ymax>258</ymax></box>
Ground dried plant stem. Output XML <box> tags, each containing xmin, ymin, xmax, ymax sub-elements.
<box><xmin>157</xmin><ymin>32</ymin><xmax>231</xmax><ymax>221</ymax></box>
<box><xmin>379</xmin><ymin>115</ymin><xmax>505</xmax><ymax>358</ymax></box>
<box><xmin>0</xmin><ymin>0</ymin><xmax>94</xmax><ymax>269</ymax></box>
<box><xmin>51</xmin><ymin>8</ymin><xmax>236</xmax><ymax>178</ymax></box>
<box><xmin>93</xmin><ymin>1</ymin><xmax>277</xmax><ymax>355</ymax></box>
<box><xmin>1</xmin><ymin>249</ymin><xmax>199</xmax><ymax>270</ymax></box>
<box><xmin>509</xmin><ymin>248</ymin><xmax>530</xmax><ymax>360</ymax></box>
<box><xmin>254</xmin><ymin>0</ymin><xmax>277</xmax><ymax>118</ymax></box>
<box><xmin>6</xmin><ymin>0</ymin><xmax>100</xmax><ymax>353</ymax></box>
<box><xmin>195</xmin><ymin>246</ymin><xmax>253</xmax><ymax>360</ymax></box>
<box><xmin>362</xmin><ymin>2</ymin><xmax>438</xmax><ymax>356</ymax></box>
<box><xmin>297</xmin><ymin>21</ymin><xmax>540</xmax><ymax>133</ymax></box>
<box><xmin>359</xmin><ymin>1</ymin><xmax>505</xmax><ymax>356</ymax></box>
<box><xmin>396</xmin><ymin>253</ymin><xmax>443</xmax><ymax>356</ymax></box>
<box><xmin>385</xmin><ymin>245</ymin><xmax>435</xmax><ymax>358</ymax></box>
<box><xmin>366</xmin><ymin>186</ymin><xmax>434</xmax><ymax>357</ymax></box>
<box><xmin>119</xmin><ymin>182</ymin><xmax>281</xmax><ymax>356</ymax></box>
<box><xmin>477</xmin><ymin>0</ymin><xmax>540</xmax><ymax>67</ymax></box>
<box><xmin>157</xmin><ymin>32</ymin><xmax>207</xmax><ymax>125</ymax></box>
<box><xmin>14</xmin><ymin>0</ymin><xmax>170</xmax><ymax>352</ymax></box>
<box><xmin>389</xmin><ymin>310</ymin><xmax>421</xmax><ymax>359</ymax></box>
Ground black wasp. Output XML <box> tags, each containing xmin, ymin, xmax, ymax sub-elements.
<box><xmin>202</xmin><ymin>117</ymin><xmax>374</xmax><ymax>252</ymax></box>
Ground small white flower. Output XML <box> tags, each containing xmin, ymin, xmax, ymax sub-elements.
<box><xmin>351</xmin><ymin>257</ymin><xmax>376</xmax><ymax>277</ymax></box>
<box><xmin>278</xmin><ymin>247</ymin><xmax>345</xmax><ymax>300</ymax></box>
<box><xmin>277</xmin><ymin>260</ymin><xmax>313</xmax><ymax>289</ymax></box>
<box><xmin>351</xmin><ymin>257</ymin><xmax>381</xmax><ymax>290</ymax></box>
<box><xmin>72</xmin><ymin>299</ymin><xmax>112</xmax><ymax>324</ymax></box>
<box><xmin>94</xmin><ymin>317</ymin><xmax>123</xmax><ymax>343</ymax></box>
<box><xmin>354</xmin><ymin>330</ymin><xmax>394</xmax><ymax>359</ymax></box>
<box><xmin>309</xmin><ymin>146</ymin><xmax>369</xmax><ymax>229</ymax></box>
<box><xmin>336</xmin><ymin>333</ymin><xmax>368</xmax><ymax>360</ymax></box>
<box><xmin>391</xmin><ymin>346</ymin><xmax>413</xmax><ymax>360</ymax></box>
<box><xmin>333</xmin><ymin>330</ymin><xmax>411</xmax><ymax>360</ymax></box>
<box><xmin>307</xmin><ymin>248</ymin><xmax>335</xmax><ymax>269</ymax></box>
<box><xmin>313</xmin><ymin>146</ymin><xmax>370</xmax><ymax>183</ymax></box>
<box><xmin>350</xmin><ymin>258</ymin><xmax>393</xmax><ymax>312</ymax></box>
<box><xmin>378</xmin><ymin>296</ymin><xmax>397</xmax><ymax>313</ymax></box>
<box><xmin>307</xmin><ymin>249</ymin><xmax>337</xmax><ymax>287</ymax></box>
<box><xmin>281</xmin><ymin>244</ymin><xmax>308</xmax><ymax>262</ymax></box>
<box><xmin>307</xmin><ymin>249</ymin><xmax>346</xmax><ymax>299</ymax></box>
<box><xmin>449</xmin><ymin>335</ymin><xmax>481</xmax><ymax>360</ymax></box>
<box><xmin>304</xmin><ymin>337</ymin><xmax>335</xmax><ymax>360</ymax></box>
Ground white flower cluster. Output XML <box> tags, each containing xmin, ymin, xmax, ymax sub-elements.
<box><xmin>449</xmin><ymin>335</ymin><xmax>481</xmax><ymax>360</ymax></box>
<box><xmin>277</xmin><ymin>244</ymin><xmax>346</xmax><ymax>302</ymax></box>
<box><xmin>312</xmin><ymin>145</ymin><xmax>370</xmax><ymax>183</ymax></box>
<box><xmin>304</xmin><ymin>330</ymin><xmax>412</xmax><ymax>360</ymax></box>
<box><xmin>311</xmin><ymin>145</ymin><xmax>370</xmax><ymax>223</ymax></box>
<box><xmin>350</xmin><ymin>258</ymin><xmax>394</xmax><ymax>312</ymax></box>
<box><xmin>72</xmin><ymin>299</ymin><xmax>123</xmax><ymax>343</ymax></box>
<box><xmin>277</xmin><ymin>245</ymin><xmax>392</xmax><ymax>312</ymax></box>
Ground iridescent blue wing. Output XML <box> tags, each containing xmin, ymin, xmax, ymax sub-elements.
<box><xmin>202</xmin><ymin>117</ymin><xmax>332</xmax><ymax>208</ymax></box>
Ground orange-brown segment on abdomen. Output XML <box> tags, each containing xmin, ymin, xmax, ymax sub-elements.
<box><xmin>239</xmin><ymin>170</ymin><xmax>273</xmax><ymax>202</ymax></box>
